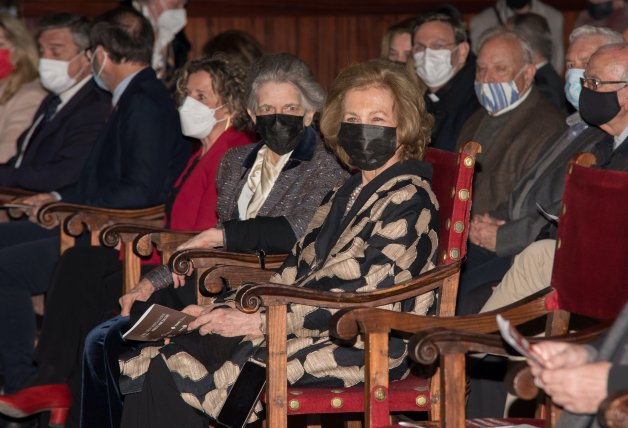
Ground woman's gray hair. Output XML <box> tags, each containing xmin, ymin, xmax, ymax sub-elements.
<box><xmin>478</xmin><ymin>27</ymin><xmax>534</xmax><ymax>65</ymax></box>
<box><xmin>569</xmin><ymin>25</ymin><xmax>624</xmax><ymax>45</ymax></box>
<box><xmin>245</xmin><ymin>53</ymin><xmax>326</xmax><ymax>113</ymax></box>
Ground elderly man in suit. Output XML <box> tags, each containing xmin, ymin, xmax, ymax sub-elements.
<box><xmin>0</xmin><ymin>14</ymin><xmax>110</xmax><ymax>192</ymax></box>
<box><xmin>455</xmin><ymin>27</ymin><xmax>565</xmax><ymax>302</ymax></box>
<box><xmin>456</xmin><ymin>26</ymin><xmax>625</xmax><ymax>314</ymax></box>
<box><xmin>0</xmin><ymin>6</ymin><xmax>187</xmax><ymax>413</ymax></box>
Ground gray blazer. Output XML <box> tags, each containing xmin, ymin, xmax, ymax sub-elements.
<box><xmin>215</xmin><ymin>126</ymin><xmax>348</xmax><ymax>240</ymax></box>
<box><xmin>491</xmin><ymin>117</ymin><xmax>609</xmax><ymax>257</ymax></box>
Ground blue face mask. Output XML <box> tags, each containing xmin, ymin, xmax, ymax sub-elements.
<box><xmin>90</xmin><ymin>47</ymin><xmax>109</xmax><ymax>92</ymax></box>
<box><xmin>474</xmin><ymin>67</ymin><xmax>527</xmax><ymax>115</ymax></box>
<box><xmin>564</xmin><ymin>68</ymin><xmax>585</xmax><ymax>110</ymax></box>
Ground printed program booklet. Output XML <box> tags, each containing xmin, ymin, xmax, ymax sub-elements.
<box><xmin>123</xmin><ymin>304</ymin><xmax>196</xmax><ymax>341</ymax></box>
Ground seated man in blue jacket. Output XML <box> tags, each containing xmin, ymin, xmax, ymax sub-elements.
<box><xmin>0</xmin><ymin>6</ymin><xmax>188</xmax><ymax>409</ymax></box>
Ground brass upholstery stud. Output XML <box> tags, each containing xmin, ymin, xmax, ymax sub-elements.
<box><xmin>442</xmin><ymin>251</ymin><xmax>448</xmax><ymax>262</ymax></box>
<box><xmin>454</xmin><ymin>221</ymin><xmax>464</xmax><ymax>233</ymax></box>
<box><xmin>289</xmin><ymin>399</ymin><xmax>300</xmax><ymax>411</ymax></box>
<box><xmin>562</xmin><ymin>205</ymin><xmax>566</xmax><ymax>216</ymax></box>
<box><xmin>416</xmin><ymin>395</ymin><xmax>428</xmax><ymax>407</ymax></box>
<box><xmin>331</xmin><ymin>397</ymin><xmax>343</xmax><ymax>408</ymax></box>
<box><xmin>374</xmin><ymin>388</ymin><xmax>386</xmax><ymax>402</ymax></box>
<box><xmin>450</xmin><ymin>187</ymin><xmax>456</xmax><ymax>198</ymax></box>
<box><xmin>450</xmin><ymin>248</ymin><xmax>461</xmax><ymax>260</ymax></box>
<box><xmin>330</xmin><ymin>389</ymin><xmax>343</xmax><ymax>394</ymax></box>
<box><xmin>557</xmin><ymin>239</ymin><xmax>561</xmax><ymax>250</ymax></box>
<box><xmin>458</xmin><ymin>189</ymin><xmax>469</xmax><ymax>201</ymax></box>
<box><xmin>289</xmin><ymin>391</ymin><xmax>303</xmax><ymax>395</ymax></box>
<box><xmin>464</xmin><ymin>156</ymin><xmax>475</xmax><ymax>168</ymax></box>
<box><xmin>445</xmin><ymin>218</ymin><xmax>451</xmax><ymax>230</ymax></box>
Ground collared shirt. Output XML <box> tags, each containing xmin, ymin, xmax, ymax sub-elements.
<box><xmin>112</xmin><ymin>70</ymin><xmax>141</xmax><ymax>107</ymax></box>
<box><xmin>57</xmin><ymin>75</ymin><xmax>92</xmax><ymax>115</ymax></box>
<box><xmin>615</xmin><ymin>125</ymin><xmax>628</xmax><ymax>151</ymax></box>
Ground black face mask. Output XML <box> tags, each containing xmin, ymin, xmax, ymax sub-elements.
<box><xmin>337</xmin><ymin>123</ymin><xmax>398</xmax><ymax>171</ymax></box>
<box><xmin>506</xmin><ymin>0</ymin><xmax>531</xmax><ymax>10</ymax></box>
<box><xmin>579</xmin><ymin>86</ymin><xmax>622</xmax><ymax>126</ymax></box>
<box><xmin>587</xmin><ymin>1</ymin><xmax>614</xmax><ymax>20</ymax></box>
<box><xmin>255</xmin><ymin>114</ymin><xmax>305</xmax><ymax>155</ymax></box>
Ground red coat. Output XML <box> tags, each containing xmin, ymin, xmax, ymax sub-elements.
<box><xmin>142</xmin><ymin>128</ymin><xmax>254</xmax><ymax>264</ymax></box>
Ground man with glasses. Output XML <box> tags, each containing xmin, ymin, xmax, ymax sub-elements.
<box><xmin>0</xmin><ymin>14</ymin><xmax>110</xmax><ymax>192</ymax></box>
<box><xmin>412</xmin><ymin>12</ymin><xmax>479</xmax><ymax>152</ymax></box>
<box><xmin>480</xmin><ymin>42</ymin><xmax>628</xmax><ymax>314</ymax></box>
<box><xmin>457</xmin><ymin>26</ymin><xmax>624</xmax><ymax>315</ymax></box>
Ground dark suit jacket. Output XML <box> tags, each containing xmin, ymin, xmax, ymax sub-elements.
<box><xmin>216</xmin><ymin>127</ymin><xmax>348</xmax><ymax>253</ymax></box>
<box><xmin>457</xmin><ymin>87</ymin><xmax>566</xmax><ymax>216</ymax></box>
<box><xmin>491</xmin><ymin>119</ymin><xmax>609</xmax><ymax>256</ymax></box>
<box><xmin>0</xmin><ymin>80</ymin><xmax>111</xmax><ymax>192</ymax></box>
<box><xmin>535</xmin><ymin>63</ymin><xmax>568</xmax><ymax>114</ymax></box>
<box><xmin>60</xmin><ymin>68</ymin><xmax>188</xmax><ymax>208</ymax></box>
<box><xmin>425</xmin><ymin>54</ymin><xmax>480</xmax><ymax>152</ymax></box>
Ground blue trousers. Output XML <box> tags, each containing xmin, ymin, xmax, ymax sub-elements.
<box><xmin>81</xmin><ymin>316</ymin><xmax>131</xmax><ymax>428</ymax></box>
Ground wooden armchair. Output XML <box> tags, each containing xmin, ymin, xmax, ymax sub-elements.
<box><xmin>220</xmin><ymin>142</ymin><xmax>482</xmax><ymax>428</ymax></box>
<box><xmin>598</xmin><ymin>392</ymin><xmax>628</xmax><ymax>428</ymax></box>
<box><xmin>331</xmin><ymin>152</ymin><xmax>628</xmax><ymax>427</ymax></box>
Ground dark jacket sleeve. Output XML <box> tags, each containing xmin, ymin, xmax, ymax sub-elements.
<box><xmin>223</xmin><ymin>216</ymin><xmax>296</xmax><ymax>254</ymax></box>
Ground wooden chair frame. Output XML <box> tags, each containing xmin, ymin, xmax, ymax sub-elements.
<box><xmin>405</xmin><ymin>323</ymin><xmax>611</xmax><ymax>428</ymax></box>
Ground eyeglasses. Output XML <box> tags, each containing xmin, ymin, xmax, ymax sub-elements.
<box><xmin>580</xmin><ymin>76</ymin><xmax>628</xmax><ymax>91</ymax></box>
<box><xmin>412</xmin><ymin>42</ymin><xmax>457</xmax><ymax>54</ymax></box>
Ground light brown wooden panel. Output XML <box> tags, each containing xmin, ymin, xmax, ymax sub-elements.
<box><xmin>21</xmin><ymin>0</ymin><xmax>588</xmax><ymax>88</ymax></box>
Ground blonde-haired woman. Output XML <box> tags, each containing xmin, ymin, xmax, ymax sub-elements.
<box><xmin>0</xmin><ymin>13</ymin><xmax>46</xmax><ymax>163</ymax></box>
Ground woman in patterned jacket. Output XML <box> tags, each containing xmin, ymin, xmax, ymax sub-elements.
<box><xmin>118</xmin><ymin>58</ymin><xmax>439</xmax><ymax>427</ymax></box>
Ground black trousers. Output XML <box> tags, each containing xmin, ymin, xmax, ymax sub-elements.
<box><xmin>33</xmin><ymin>246</ymin><xmax>160</xmax><ymax>427</ymax></box>
<box><xmin>0</xmin><ymin>220</ymin><xmax>58</xmax><ymax>393</ymax></box>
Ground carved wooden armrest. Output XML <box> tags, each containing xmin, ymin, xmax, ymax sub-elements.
<box><xmin>598</xmin><ymin>391</ymin><xmax>628</xmax><ymax>428</ymax></box>
<box><xmin>235</xmin><ymin>261</ymin><xmax>461</xmax><ymax>313</ymax></box>
<box><xmin>407</xmin><ymin>323</ymin><xmax>611</xmax><ymax>398</ymax></box>
<box><xmin>37</xmin><ymin>202</ymin><xmax>164</xmax><ymax>230</ymax></box>
<box><xmin>168</xmin><ymin>248</ymin><xmax>287</xmax><ymax>274</ymax></box>
<box><xmin>330</xmin><ymin>287</ymin><xmax>553</xmax><ymax>341</ymax></box>
<box><xmin>100</xmin><ymin>223</ymin><xmax>198</xmax><ymax>258</ymax></box>
<box><xmin>0</xmin><ymin>186</ymin><xmax>35</xmax><ymax>200</ymax></box>
<box><xmin>199</xmin><ymin>265</ymin><xmax>276</xmax><ymax>296</ymax></box>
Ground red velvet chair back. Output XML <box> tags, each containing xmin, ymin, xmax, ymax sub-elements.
<box><xmin>424</xmin><ymin>141</ymin><xmax>481</xmax><ymax>267</ymax></box>
<box><xmin>550</xmin><ymin>156</ymin><xmax>628</xmax><ymax>321</ymax></box>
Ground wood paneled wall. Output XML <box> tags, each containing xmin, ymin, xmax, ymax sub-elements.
<box><xmin>20</xmin><ymin>0</ymin><xmax>587</xmax><ymax>89</ymax></box>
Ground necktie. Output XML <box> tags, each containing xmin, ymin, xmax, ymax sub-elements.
<box><xmin>14</xmin><ymin>95</ymin><xmax>61</xmax><ymax>167</ymax></box>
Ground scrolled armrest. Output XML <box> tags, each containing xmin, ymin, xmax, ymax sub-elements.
<box><xmin>235</xmin><ymin>262</ymin><xmax>462</xmax><ymax>315</ymax></box>
<box><xmin>37</xmin><ymin>202</ymin><xmax>164</xmax><ymax>231</ymax></box>
<box><xmin>199</xmin><ymin>265</ymin><xmax>276</xmax><ymax>296</ymax></box>
<box><xmin>330</xmin><ymin>287</ymin><xmax>552</xmax><ymax>341</ymax></box>
<box><xmin>168</xmin><ymin>248</ymin><xmax>287</xmax><ymax>275</ymax></box>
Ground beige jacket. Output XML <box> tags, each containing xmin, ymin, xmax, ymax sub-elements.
<box><xmin>0</xmin><ymin>79</ymin><xmax>47</xmax><ymax>163</ymax></box>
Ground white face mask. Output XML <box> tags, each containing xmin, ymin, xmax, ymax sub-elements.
<box><xmin>157</xmin><ymin>8</ymin><xmax>187</xmax><ymax>39</ymax></box>
<box><xmin>413</xmin><ymin>48</ymin><xmax>456</xmax><ymax>89</ymax></box>
<box><xmin>178</xmin><ymin>96</ymin><xmax>225</xmax><ymax>140</ymax></box>
<box><xmin>39</xmin><ymin>52</ymin><xmax>83</xmax><ymax>95</ymax></box>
